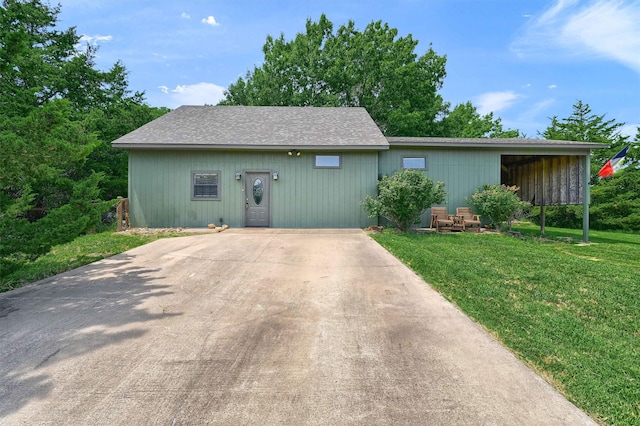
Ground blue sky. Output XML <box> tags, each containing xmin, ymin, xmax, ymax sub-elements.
<box><xmin>57</xmin><ymin>0</ymin><xmax>639</xmax><ymax>138</ymax></box>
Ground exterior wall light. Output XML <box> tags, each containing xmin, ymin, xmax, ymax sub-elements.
<box><xmin>235</xmin><ymin>172</ymin><xmax>242</xmax><ymax>180</ymax></box>
<box><xmin>273</xmin><ymin>172</ymin><xmax>278</xmax><ymax>180</ymax></box>
<box><xmin>287</xmin><ymin>150</ymin><xmax>301</xmax><ymax>157</ymax></box>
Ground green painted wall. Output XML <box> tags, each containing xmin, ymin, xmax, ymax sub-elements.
<box><xmin>379</xmin><ymin>148</ymin><xmax>500</xmax><ymax>226</ymax></box>
<box><xmin>128</xmin><ymin>150</ymin><xmax>379</xmax><ymax>228</ymax></box>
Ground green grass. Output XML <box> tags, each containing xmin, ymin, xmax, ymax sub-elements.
<box><xmin>0</xmin><ymin>231</ymin><xmax>185</xmax><ymax>293</ymax></box>
<box><xmin>372</xmin><ymin>225</ymin><xmax>639</xmax><ymax>426</ymax></box>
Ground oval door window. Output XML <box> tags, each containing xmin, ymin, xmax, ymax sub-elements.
<box><xmin>253</xmin><ymin>178</ymin><xmax>264</xmax><ymax>205</ymax></box>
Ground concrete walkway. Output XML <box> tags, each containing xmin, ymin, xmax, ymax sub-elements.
<box><xmin>0</xmin><ymin>229</ymin><xmax>595</xmax><ymax>425</ymax></box>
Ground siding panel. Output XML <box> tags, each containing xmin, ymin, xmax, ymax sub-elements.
<box><xmin>379</xmin><ymin>148</ymin><xmax>500</xmax><ymax>226</ymax></box>
<box><xmin>129</xmin><ymin>150</ymin><xmax>378</xmax><ymax>228</ymax></box>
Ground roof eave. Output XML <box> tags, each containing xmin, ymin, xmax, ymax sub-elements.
<box><xmin>112</xmin><ymin>143</ymin><xmax>390</xmax><ymax>151</ymax></box>
<box><xmin>386</xmin><ymin>139</ymin><xmax>609</xmax><ymax>149</ymax></box>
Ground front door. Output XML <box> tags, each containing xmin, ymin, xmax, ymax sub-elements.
<box><xmin>244</xmin><ymin>172</ymin><xmax>270</xmax><ymax>227</ymax></box>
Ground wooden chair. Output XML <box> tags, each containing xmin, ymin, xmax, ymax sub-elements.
<box><xmin>430</xmin><ymin>207</ymin><xmax>454</xmax><ymax>232</ymax></box>
<box><xmin>456</xmin><ymin>207</ymin><xmax>481</xmax><ymax>232</ymax></box>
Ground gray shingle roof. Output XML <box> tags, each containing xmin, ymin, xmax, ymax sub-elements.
<box><xmin>112</xmin><ymin>106</ymin><xmax>389</xmax><ymax>150</ymax></box>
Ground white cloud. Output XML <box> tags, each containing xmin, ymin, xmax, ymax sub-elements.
<box><xmin>181</xmin><ymin>12</ymin><xmax>190</xmax><ymax>19</ymax></box>
<box><xmin>511</xmin><ymin>0</ymin><xmax>640</xmax><ymax>74</ymax></box>
<box><xmin>201</xmin><ymin>16</ymin><xmax>220</xmax><ymax>26</ymax></box>
<box><xmin>475</xmin><ymin>90</ymin><xmax>521</xmax><ymax>115</ymax></box>
<box><xmin>79</xmin><ymin>34</ymin><xmax>113</xmax><ymax>45</ymax></box>
<box><xmin>548</xmin><ymin>84</ymin><xmax>558</xmax><ymax>89</ymax></box>
<box><xmin>620</xmin><ymin>123</ymin><xmax>639</xmax><ymax>138</ymax></box>
<box><xmin>504</xmin><ymin>98</ymin><xmax>557</xmax><ymax>138</ymax></box>
<box><xmin>158</xmin><ymin>82</ymin><xmax>226</xmax><ymax>108</ymax></box>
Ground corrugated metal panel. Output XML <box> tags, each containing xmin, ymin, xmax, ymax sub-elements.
<box><xmin>378</xmin><ymin>148</ymin><xmax>500</xmax><ymax>226</ymax></box>
<box><xmin>128</xmin><ymin>150</ymin><xmax>378</xmax><ymax>228</ymax></box>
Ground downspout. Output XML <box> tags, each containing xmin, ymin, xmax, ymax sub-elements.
<box><xmin>582</xmin><ymin>154</ymin><xmax>590</xmax><ymax>243</ymax></box>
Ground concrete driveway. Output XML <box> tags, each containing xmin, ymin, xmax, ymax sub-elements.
<box><xmin>0</xmin><ymin>229</ymin><xmax>594</xmax><ymax>425</ymax></box>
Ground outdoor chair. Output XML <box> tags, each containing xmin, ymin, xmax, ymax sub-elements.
<box><xmin>456</xmin><ymin>207</ymin><xmax>481</xmax><ymax>232</ymax></box>
<box><xmin>430</xmin><ymin>207</ymin><xmax>455</xmax><ymax>232</ymax></box>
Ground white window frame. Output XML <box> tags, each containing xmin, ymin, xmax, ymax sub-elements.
<box><xmin>402</xmin><ymin>156</ymin><xmax>427</xmax><ymax>170</ymax></box>
<box><xmin>314</xmin><ymin>154</ymin><xmax>342</xmax><ymax>169</ymax></box>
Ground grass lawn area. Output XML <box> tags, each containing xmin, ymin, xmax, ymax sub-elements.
<box><xmin>372</xmin><ymin>224</ymin><xmax>639</xmax><ymax>426</ymax></box>
<box><xmin>0</xmin><ymin>231</ymin><xmax>185</xmax><ymax>293</ymax></box>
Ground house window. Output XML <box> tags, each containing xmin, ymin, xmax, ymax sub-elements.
<box><xmin>402</xmin><ymin>156</ymin><xmax>427</xmax><ymax>170</ymax></box>
<box><xmin>192</xmin><ymin>171</ymin><xmax>220</xmax><ymax>200</ymax></box>
<box><xmin>315</xmin><ymin>155</ymin><xmax>341</xmax><ymax>168</ymax></box>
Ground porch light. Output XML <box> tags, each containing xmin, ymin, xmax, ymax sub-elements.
<box><xmin>235</xmin><ymin>172</ymin><xmax>242</xmax><ymax>180</ymax></box>
<box><xmin>273</xmin><ymin>172</ymin><xmax>278</xmax><ymax>180</ymax></box>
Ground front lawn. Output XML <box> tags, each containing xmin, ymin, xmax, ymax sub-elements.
<box><xmin>0</xmin><ymin>231</ymin><xmax>186</xmax><ymax>293</ymax></box>
<box><xmin>371</xmin><ymin>225</ymin><xmax>639</xmax><ymax>426</ymax></box>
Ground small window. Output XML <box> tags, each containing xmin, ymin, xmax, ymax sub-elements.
<box><xmin>315</xmin><ymin>155</ymin><xmax>341</xmax><ymax>168</ymax></box>
<box><xmin>402</xmin><ymin>156</ymin><xmax>427</xmax><ymax>170</ymax></box>
<box><xmin>192</xmin><ymin>171</ymin><xmax>220</xmax><ymax>200</ymax></box>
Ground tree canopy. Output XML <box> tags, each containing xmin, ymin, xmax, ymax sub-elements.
<box><xmin>535</xmin><ymin>100</ymin><xmax>639</xmax><ymax>231</ymax></box>
<box><xmin>1</xmin><ymin>0</ymin><xmax>167</xmax><ymax>277</ymax></box>
<box><xmin>221</xmin><ymin>14</ymin><xmax>516</xmax><ymax>138</ymax></box>
<box><xmin>540</xmin><ymin>100</ymin><xmax>637</xmax><ymax>171</ymax></box>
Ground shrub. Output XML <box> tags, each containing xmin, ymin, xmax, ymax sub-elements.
<box><xmin>0</xmin><ymin>173</ymin><xmax>106</xmax><ymax>272</ymax></box>
<box><xmin>589</xmin><ymin>168</ymin><xmax>640</xmax><ymax>231</ymax></box>
<box><xmin>529</xmin><ymin>205</ymin><xmax>583</xmax><ymax>229</ymax></box>
<box><xmin>467</xmin><ymin>184</ymin><xmax>528</xmax><ymax>232</ymax></box>
<box><xmin>362</xmin><ymin>170</ymin><xmax>446</xmax><ymax>232</ymax></box>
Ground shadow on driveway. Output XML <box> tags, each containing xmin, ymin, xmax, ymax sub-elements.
<box><xmin>0</xmin><ymin>251</ymin><xmax>177</xmax><ymax>419</ymax></box>
<box><xmin>0</xmin><ymin>231</ymin><xmax>596</xmax><ymax>425</ymax></box>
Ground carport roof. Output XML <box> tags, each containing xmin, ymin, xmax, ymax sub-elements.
<box><xmin>387</xmin><ymin>137</ymin><xmax>608</xmax><ymax>149</ymax></box>
<box><xmin>112</xmin><ymin>105</ymin><xmax>389</xmax><ymax>150</ymax></box>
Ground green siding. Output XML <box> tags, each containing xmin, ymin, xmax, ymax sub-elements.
<box><xmin>379</xmin><ymin>148</ymin><xmax>500</xmax><ymax>226</ymax></box>
<box><xmin>128</xmin><ymin>150</ymin><xmax>378</xmax><ymax>228</ymax></box>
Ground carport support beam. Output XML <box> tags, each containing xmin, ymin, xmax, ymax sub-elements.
<box><xmin>582</xmin><ymin>154</ymin><xmax>590</xmax><ymax>243</ymax></box>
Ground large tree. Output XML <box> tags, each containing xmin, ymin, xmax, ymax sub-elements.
<box><xmin>0</xmin><ymin>0</ymin><xmax>166</xmax><ymax>275</ymax></box>
<box><xmin>222</xmin><ymin>15</ymin><xmax>519</xmax><ymax>138</ymax></box>
<box><xmin>540</xmin><ymin>100</ymin><xmax>636</xmax><ymax>171</ymax></box>
<box><xmin>441</xmin><ymin>102</ymin><xmax>520</xmax><ymax>138</ymax></box>
<box><xmin>535</xmin><ymin>101</ymin><xmax>639</xmax><ymax>231</ymax></box>
<box><xmin>221</xmin><ymin>15</ymin><xmax>450</xmax><ymax>136</ymax></box>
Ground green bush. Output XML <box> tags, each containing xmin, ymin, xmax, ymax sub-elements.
<box><xmin>529</xmin><ymin>205</ymin><xmax>583</xmax><ymax>229</ymax></box>
<box><xmin>529</xmin><ymin>168</ymin><xmax>640</xmax><ymax>232</ymax></box>
<box><xmin>590</xmin><ymin>168</ymin><xmax>640</xmax><ymax>231</ymax></box>
<box><xmin>466</xmin><ymin>184</ymin><xmax>528</xmax><ymax>231</ymax></box>
<box><xmin>362</xmin><ymin>170</ymin><xmax>446</xmax><ymax>232</ymax></box>
<box><xmin>0</xmin><ymin>173</ymin><xmax>109</xmax><ymax>279</ymax></box>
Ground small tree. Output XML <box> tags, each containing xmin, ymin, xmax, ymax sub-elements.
<box><xmin>363</xmin><ymin>170</ymin><xmax>446</xmax><ymax>232</ymax></box>
<box><xmin>466</xmin><ymin>184</ymin><xmax>526</xmax><ymax>232</ymax></box>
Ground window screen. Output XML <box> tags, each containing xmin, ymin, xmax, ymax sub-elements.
<box><xmin>192</xmin><ymin>172</ymin><xmax>220</xmax><ymax>199</ymax></box>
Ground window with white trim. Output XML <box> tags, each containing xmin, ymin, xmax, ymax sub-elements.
<box><xmin>192</xmin><ymin>171</ymin><xmax>220</xmax><ymax>200</ymax></box>
<box><xmin>402</xmin><ymin>156</ymin><xmax>427</xmax><ymax>170</ymax></box>
<box><xmin>315</xmin><ymin>155</ymin><xmax>341</xmax><ymax>168</ymax></box>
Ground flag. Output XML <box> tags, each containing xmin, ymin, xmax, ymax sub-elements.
<box><xmin>598</xmin><ymin>145</ymin><xmax>630</xmax><ymax>178</ymax></box>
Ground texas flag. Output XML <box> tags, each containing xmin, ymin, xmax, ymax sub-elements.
<box><xmin>598</xmin><ymin>145</ymin><xmax>630</xmax><ymax>178</ymax></box>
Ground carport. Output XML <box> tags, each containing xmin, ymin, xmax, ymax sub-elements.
<box><xmin>501</xmin><ymin>147</ymin><xmax>602</xmax><ymax>241</ymax></box>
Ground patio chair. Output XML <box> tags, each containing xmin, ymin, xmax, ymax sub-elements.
<box><xmin>430</xmin><ymin>207</ymin><xmax>454</xmax><ymax>232</ymax></box>
<box><xmin>456</xmin><ymin>207</ymin><xmax>481</xmax><ymax>232</ymax></box>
